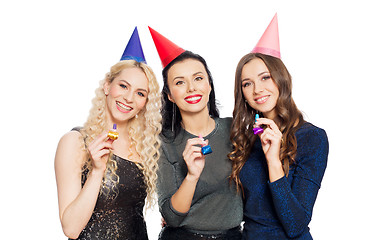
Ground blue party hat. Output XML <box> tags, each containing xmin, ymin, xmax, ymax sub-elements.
<box><xmin>120</xmin><ymin>27</ymin><xmax>146</xmax><ymax>63</ymax></box>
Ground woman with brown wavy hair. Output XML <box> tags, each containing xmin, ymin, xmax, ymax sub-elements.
<box><xmin>54</xmin><ymin>28</ymin><xmax>161</xmax><ymax>240</ymax></box>
<box><xmin>229</xmin><ymin>15</ymin><xmax>329</xmax><ymax>239</ymax></box>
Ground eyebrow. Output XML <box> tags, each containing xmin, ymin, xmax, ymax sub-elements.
<box><xmin>241</xmin><ymin>71</ymin><xmax>269</xmax><ymax>82</ymax></box>
<box><xmin>173</xmin><ymin>71</ymin><xmax>205</xmax><ymax>81</ymax></box>
<box><xmin>173</xmin><ymin>76</ymin><xmax>184</xmax><ymax>81</ymax></box>
<box><xmin>193</xmin><ymin>71</ymin><xmax>205</xmax><ymax>76</ymax></box>
<box><xmin>119</xmin><ymin>80</ymin><xmax>148</xmax><ymax>93</ymax></box>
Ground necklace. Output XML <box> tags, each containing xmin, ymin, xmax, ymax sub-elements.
<box><xmin>199</xmin><ymin>116</ymin><xmax>213</xmax><ymax>155</ymax></box>
<box><xmin>182</xmin><ymin>115</ymin><xmax>214</xmax><ymax>137</ymax></box>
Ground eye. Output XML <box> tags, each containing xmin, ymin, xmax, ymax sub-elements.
<box><xmin>120</xmin><ymin>84</ymin><xmax>127</xmax><ymax>89</ymax></box>
<box><xmin>137</xmin><ymin>92</ymin><xmax>146</xmax><ymax>97</ymax></box>
<box><xmin>242</xmin><ymin>81</ymin><xmax>252</xmax><ymax>88</ymax></box>
<box><xmin>194</xmin><ymin>76</ymin><xmax>203</xmax><ymax>81</ymax></box>
<box><xmin>261</xmin><ymin>75</ymin><xmax>271</xmax><ymax>81</ymax></box>
<box><xmin>175</xmin><ymin>80</ymin><xmax>184</xmax><ymax>85</ymax></box>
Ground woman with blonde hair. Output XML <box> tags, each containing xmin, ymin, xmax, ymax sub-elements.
<box><xmin>54</xmin><ymin>27</ymin><xmax>161</xmax><ymax>240</ymax></box>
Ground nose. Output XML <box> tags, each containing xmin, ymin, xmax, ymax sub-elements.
<box><xmin>253</xmin><ymin>80</ymin><xmax>264</xmax><ymax>94</ymax></box>
<box><xmin>187</xmin><ymin>79</ymin><xmax>195</xmax><ymax>92</ymax></box>
<box><xmin>123</xmin><ymin>90</ymin><xmax>134</xmax><ymax>103</ymax></box>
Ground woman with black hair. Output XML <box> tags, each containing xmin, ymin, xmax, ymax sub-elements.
<box><xmin>149</xmin><ymin>27</ymin><xmax>243</xmax><ymax>240</ymax></box>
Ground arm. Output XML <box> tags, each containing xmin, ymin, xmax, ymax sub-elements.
<box><xmin>54</xmin><ymin>131</ymin><xmax>112</xmax><ymax>239</ymax></box>
<box><xmin>157</xmin><ymin>138</ymin><xmax>206</xmax><ymax>227</ymax></box>
<box><xmin>268</xmin><ymin>127</ymin><xmax>329</xmax><ymax>238</ymax></box>
<box><xmin>256</xmin><ymin>118</ymin><xmax>285</xmax><ymax>182</ymax></box>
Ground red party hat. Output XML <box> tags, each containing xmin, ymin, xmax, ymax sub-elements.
<box><xmin>148</xmin><ymin>27</ymin><xmax>185</xmax><ymax>68</ymax></box>
<box><xmin>252</xmin><ymin>13</ymin><xmax>281</xmax><ymax>59</ymax></box>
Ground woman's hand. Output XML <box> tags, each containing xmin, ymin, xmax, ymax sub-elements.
<box><xmin>256</xmin><ymin>118</ymin><xmax>285</xmax><ymax>182</ymax></box>
<box><xmin>182</xmin><ymin>137</ymin><xmax>207</xmax><ymax>181</ymax></box>
<box><xmin>87</xmin><ymin>132</ymin><xmax>114</xmax><ymax>173</ymax></box>
<box><xmin>255</xmin><ymin>118</ymin><xmax>283</xmax><ymax>164</ymax></box>
<box><xmin>169</xmin><ymin>137</ymin><xmax>207</xmax><ymax>213</ymax></box>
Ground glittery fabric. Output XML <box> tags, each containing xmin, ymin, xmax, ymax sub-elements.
<box><xmin>74</xmin><ymin>155</ymin><xmax>148</xmax><ymax>240</ymax></box>
<box><xmin>240</xmin><ymin>122</ymin><xmax>329</xmax><ymax>240</ymax></box>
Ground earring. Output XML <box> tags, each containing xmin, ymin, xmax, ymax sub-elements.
<box><xmin>172</xmin><ymin>103</ymin><xmax>176</xmax><ymax>132</ymax></box>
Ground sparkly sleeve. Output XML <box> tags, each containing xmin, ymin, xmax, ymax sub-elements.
<box><xmin>157</xmin><ymin>143</ymin><xmax>188</xmax><ymax>227</ymax></box>
<box><xmin>268</xmin><ymin>127</ymin><xmax>329</xmax><ymax>238</ymax></box>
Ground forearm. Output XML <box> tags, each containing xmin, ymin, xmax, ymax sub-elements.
<box><xmin>170</xmin><ymin>174</ymin><xmax>198</xmax><ymax>213</ymax></box>
<box><xmin>269</xmin><ymin>176</ymin><xmax>314</xmax><ymax>238</ymax></box>
<box><xmin>267</xmin><ymin>159</ymin><xmax>285</xmax><ymax>183</ymax></box>
<box><xmin>60</xmin><ymin>170</ymin><xmax>104</xmax><ymax>238</ymax></box>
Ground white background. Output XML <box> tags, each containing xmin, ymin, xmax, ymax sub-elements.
<box><xmin>1</xmin><ymin>0</ymin><xmax>388</xmax><ymax>239</ymax></box>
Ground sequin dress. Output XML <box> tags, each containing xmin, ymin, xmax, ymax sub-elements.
<box><xmin>240</xmin><ymin>122</ymin><xmax>329</xmax><ymax>240</ymax></box>
<box><xmin>73</xmin><ymin>154</ymin><xmax>148</xmax><ymax>240</ymax></box>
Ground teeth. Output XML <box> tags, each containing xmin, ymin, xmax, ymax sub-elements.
<box><xmin>117</xmin><ymin>102</ymin><xmax>132</xmax><ymax>111</ymax></box>
<box><xmin>256</xmin><ymin>96</ymin><xmax>268</xmax><ymax>102</ymax></box>
<box><xmin>186</xmin><ymin>96</ymin><xmax>201</xmax><ymax>101</ymax></box>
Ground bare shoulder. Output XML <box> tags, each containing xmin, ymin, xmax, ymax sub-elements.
<box><xmin>58</xmin><ymin>130</ymin><xmax>83</xmax><ymax>146</ymax></box>
<box><xmin>55</xmin><ymin>130</ymin><xmax>87</xmax><ymax>170</ymax></box>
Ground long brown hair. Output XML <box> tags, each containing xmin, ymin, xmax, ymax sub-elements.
<box><xmin>229</xmin><ymin>53</ymin><xmax>305</xmax><ymax>192</ymax></box>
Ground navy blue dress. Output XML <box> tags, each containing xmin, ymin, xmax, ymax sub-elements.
<box><xmin>240</xmin><ymin>122</ymin><xmax>329</xmax><ymax>239</ymax></box>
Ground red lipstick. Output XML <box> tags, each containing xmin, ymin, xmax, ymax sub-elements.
<box><xmin>184</xmin><ymin>94</ymin><xmax>202</xmax><ymax>104</ymax></box>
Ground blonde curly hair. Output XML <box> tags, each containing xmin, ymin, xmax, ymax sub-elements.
<box><xmin>80</xmin><ymin>60</ymin><xmax>161</xmax><ymax>209</ymax></box>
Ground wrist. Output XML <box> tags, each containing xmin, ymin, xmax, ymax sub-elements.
<box><xmin>267</xmin><ymin>158</ymin><xmax>283</xmax><ymax>168</ymax></box>
<box><xmin>90</xmin><ymin>168</ymin><xmax>105</xmax><ymax>178</ymax></box>
<box><xmin>185</xmin><ymin>174</ymin><xmax>199</xmax><ymax>183</ymax></box>
<box><xmin>267</xmin><ymin>159</ymin><xmax>285</xmax><ymax>182</ymax></box>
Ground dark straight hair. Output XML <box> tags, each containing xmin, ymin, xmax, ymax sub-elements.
<box><xmin>161</xmin><ymin>51</ymin><xmax>219</xmax><ymax>139</ymax></box>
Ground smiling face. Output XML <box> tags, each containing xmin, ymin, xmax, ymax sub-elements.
<box><xmin>241</xmin><ymin>58</ymin><xmax>279</xmax><ymax>119</ymax></box>
<box><xmin>104</xmin><ymin>67</ymin><xmax>149</xmax><ymax>124</ymax></box>
<box><xmin>167</xmin><ymin>58</ymin><xmax>212</xmax><ymax>116</ymax></box>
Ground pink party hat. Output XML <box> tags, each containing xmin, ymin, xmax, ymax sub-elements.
<box><xmin>252</xmin><ymin>13</ymin><xmax>281</xmax><ymax>59</ymax></box>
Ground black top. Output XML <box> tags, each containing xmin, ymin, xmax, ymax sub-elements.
<box><xmin>71</xmin><ymin>129</ymin><xmax>148</xmax><ymax>240</ymax></box>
